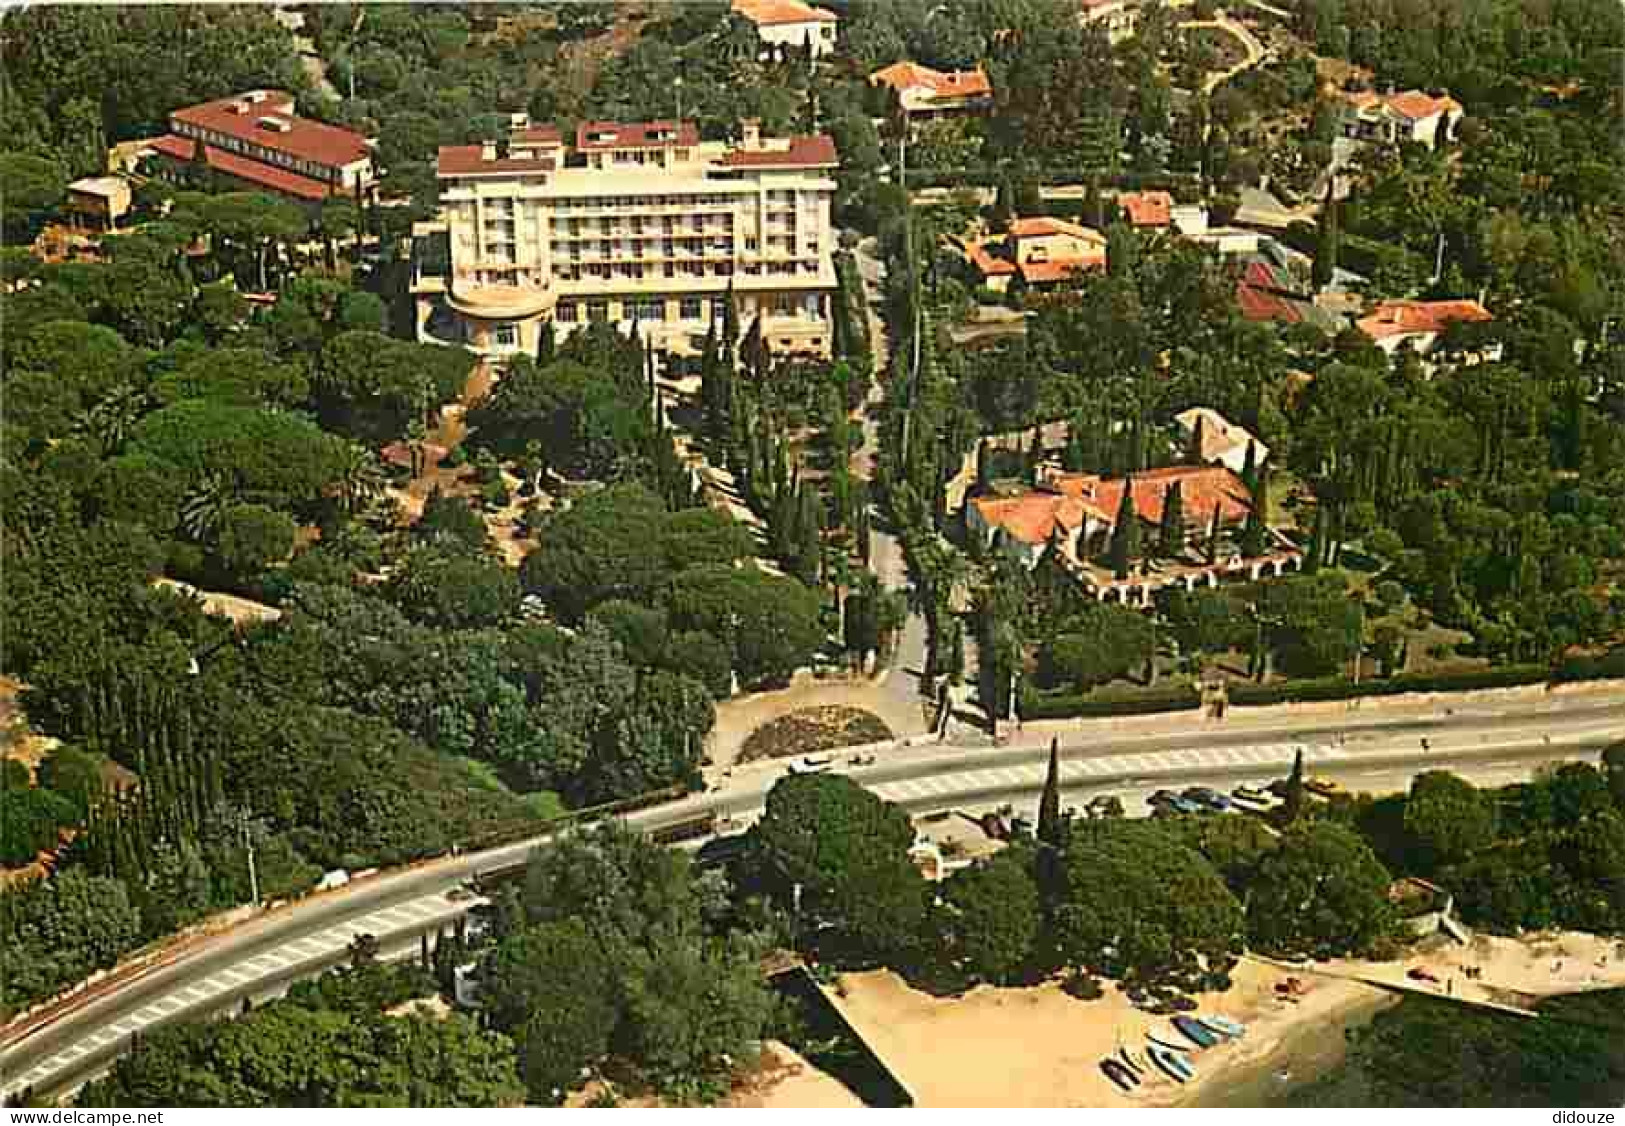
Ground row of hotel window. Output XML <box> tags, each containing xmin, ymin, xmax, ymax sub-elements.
<box><xmin>549</xmin><ymin>261</ymin><xmax>819</xmax><ymax>280</ymax></box>
<box><xmin>174</xmin><ymin>124</ymin><xmax>349</xmax><ymax>183</ymax></box>
<box><xmin>549</xmin><ymin>293</ymin><xmax>820</xmax><ymax>324</ymax></box>
<box><xmin>547</xmin><ymin>190</ymin><xmax>807</xmax><ymax>211</ymax></box>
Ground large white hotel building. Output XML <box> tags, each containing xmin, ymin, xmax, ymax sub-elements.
<box><xmin>411</xmin><ymin>117</ymin><xmax>839</xmax><ymax>367</ymax></box>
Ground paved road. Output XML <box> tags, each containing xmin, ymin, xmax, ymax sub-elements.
<box><xmin>4</xmin><ymin>691</ymin><xmax>1620</xmax><ymax>1101</ymax></box>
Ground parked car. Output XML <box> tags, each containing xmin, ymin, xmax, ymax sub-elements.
<box><xmin>1232</xmin><ymin>784</ymin><xmax>1273</xmax><ymax>804</ymax></box>
<box><xmin>1306</xmin><ymin>776</ymin><xmax>1346</xmax><ymax>798</ymax></box>
<box><xmin>1182</xmin><ymin>786</ymin><xmax>1232</xmax><ymax>812</ymax></box>
<box><xmin>789</xmin><ymin>755</ymin><xmax>833</xmax><ymax>774</ymax></box>
<box><xmin>1148</xmin><ymin>789</ymin><xmax>1180</xmax><ymax>808</ymax></box>
<box><xmin>1086</xmin><ymin>794</ymin><xmax>1125</xmax><ymax>819</ymax></box>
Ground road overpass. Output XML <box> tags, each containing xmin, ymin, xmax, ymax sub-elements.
<box><xmin>3</xmin><ymin>690</ymin><xmax>1621</xmax><ymax>1103</ymax></box>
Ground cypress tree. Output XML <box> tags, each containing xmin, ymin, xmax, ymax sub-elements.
<box><xmin>537</xmin><ymin>318</ymin><xmax>556</xmax><ymax>364</ymax></box>
<box><xmin>1282</xmin><ymin>747</ymin><xmax>1306</xmax><ymax>824</ymax></box>
<box><xmin>1240</xmin><ymin>439</ymin><xmax>1258</xmax><ymax>493</ymax></box>
<box><xmin>795</xmin><ymin>484</ymin><xmax>823</xmax><ymax>585</ymax></box>
<box><xmin>1037</xmin><ymin>737</ymin><xmax>1063</xmax><ymax>850</ymax></box>
<box><xmin>1205</xmin><ymin>500</ymin><xmax>1222</xmax><ymax>564</ymax></box>
<box><xmin>1109</xmin><ymin>475</ymin><xmax>1140</xmax><ymax>580</ymax></box>
<box><xmin>1158</xmin><ymin>480</ymin><xmax>1186</xmax><ymax>557</ymax></box>
<box><xmin>1312</xmin><ymin>182</ymin><xmax>1339</xmax><ymax>289</ymax></box>
<box><xmin>1242</xmin><ymin>466</ymin><xmax>1269</xmax><ymax>556</ymax></box>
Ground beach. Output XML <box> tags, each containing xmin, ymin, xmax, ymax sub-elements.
<box><xmin>745</xmin><ymin>930</ymin><xmax>1625</xmax><ymax>1108</ymax></box>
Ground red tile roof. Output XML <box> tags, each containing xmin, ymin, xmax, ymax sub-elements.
<box><xmin>574</xmin><ymin>120</ymin><xmax>700</xmax><ymax>151</ymax></box>
<box><xmin>512</xmin><ymin>124</ymin><xmax>563</xmax><ymax>145</ymax></box>
<box><xmin>732</xmin><ymin>0</ymin><xmax>838</xmax><ymax>26</ymax></box>
<box><xmin>1007</xmin><ymin>216</ymin><xmax>1104</xmax><ymax>241</ymax></box>
<box><xmin>964</xmin><ymin>241</ymin><xmax>1018</xmax><ymax>277</ymax></box>
<box><xmin>1381</xmin><ymin>90</ymin><xmax>1463</xmax><ymax>120</ymax></box>
<box><xmin>436</xmin><ymin>145</ymin><xmax>557</xmax><ymax>177</ymax></box>
<box><xmin>1019</xmin><ymin>256</ymin><xmax>1104</xmax><ymax>284</ymax></box>
<box><xmin>1344</xmin><ymin>89</ymin><xmax>1463</xmax><ymax>121</ymax></box>
<box><xmin>147</xmin><ymin>134</ymin><xmax>332</xmax><ymax>201</ymax></box>
<box><xmin>170</xmin><ymin>91</ymin><xmax>370</xmax><ymax>170</ymax></box>
<box><xmin>720</xmin><ymin>135</ymin><xmax>839</xmax><ymax>168</ymax></box>
<box><xmin>1356</xmin><ymin>298</ymin><xmax>1492</xmax><ymax>341</ymax></box>
<box><xmin>869</xmin><ymin>62</ymin><xmax>992</xmax><ymax>100</ymax></box>
<box><xmin>1117</xmin><ymin>190</ymin><xmax>1173</xmax><ymax>228</ymax></box>
<box><xmin>973</xmin><ymin>466</ymin><xmax>1254</xmax><ymax>546</ymax></box>
<box><xmin>1060</xmin><ymin>466</ymin><xmax>1253</xmax><ymax>530</ymax></box>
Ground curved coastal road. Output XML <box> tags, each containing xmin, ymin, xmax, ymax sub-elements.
<box><xmin>3</xmin><ymin>690</ymin><xmax>1621</xmax><ymax>1102</ymax></box>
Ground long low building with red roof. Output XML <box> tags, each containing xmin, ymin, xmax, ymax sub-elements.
<box><xmin>142</xmin><ymin>90</ymin><xmax>375</xmax><ymax>203</ymax></box>
<box><xmin>411</xmin><ymin>115</ymin><xmax>840</xmax><ymax>366</ymax></box>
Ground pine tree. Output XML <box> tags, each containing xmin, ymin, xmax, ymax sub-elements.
<box><xmin>1186</xmin><ymin>413</ymin><xmax>1208</xmax><ymax>465</ymax></box>
<box><xmin>1158</xmin><ymin>480</ymin><xmax>1185</xmax><ymax>557</ymax></box>
<box><xmin>1109</xmin><ymin>475</ymin><xmax>1140</xmax><ymax>579</ymax></box>
<box><xmin>1037</xmin><ymin>737</ymin><xmax>1063</xmax><ymax>849</ymax></box>
<box><xmin>1242</xmin><ymin>466</ymin><xmax>1269</xmax><ymax>556</ymax></box>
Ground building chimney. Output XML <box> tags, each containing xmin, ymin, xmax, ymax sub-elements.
<box><xmin>740</xmin><ymin>118</ymin><xmax>762</xmax><ymax>150</ymax></box>
<box><xmin>481</xmin><ymin>141</ymin><xmax>498</xmax><ymax>162</ymax></box>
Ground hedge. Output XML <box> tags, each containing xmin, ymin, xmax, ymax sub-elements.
<box><xmin>1020</xmin><ymin>652</ymin><xmax>1624</xmax><ymax>720</ymax></box>
<box><xmin>1021</xmin><ymin>684</ymin><xmax>1202</xmax><ymax>719</ymax></box>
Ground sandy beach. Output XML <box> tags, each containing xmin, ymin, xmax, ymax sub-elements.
<box><xmin>746</xmin><ymin>930</ymin><xmax>1625</xmax><ymax>1108</ymax></box>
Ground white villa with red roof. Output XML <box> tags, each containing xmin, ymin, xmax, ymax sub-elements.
<box><xmin>868</xmin><ymin>62</ymin><xmax>994</xmax><ymax>118</ymax></box>
<box><xmin>731</xmin><ymin>0</ymin><xmax>839</xmax><ymax>58</ymax></box>
<box><xmin>1341</xmin><ymin>89</ymin><xmax>1465</xmax><ymax>149</ymax></box>
<box><xmin>411</xmin><ymin>115</ymin><xmax>839</xmax><ymax>365</ymax></box>
<box><xmin>953</xmin><ymin>217</ymin><xmax>1107</xmax><ymax>293</ymax></box>
<box><xmin>1356</xmin><ymin>298</ymin><xmax>1496</xmax><ymax>357</ymax></box>
<box><xmin>144</xmin><ymin>90</ymin><xmax>374</xmax><ymax>203</ymax></box>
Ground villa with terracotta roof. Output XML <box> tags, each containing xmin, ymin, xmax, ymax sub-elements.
<box><xmin>868</xmin><ymin>62</ymin><xmax>994</xmax><ymax>118</ymax></box>
<box><xmin>1356</xmin><ymin>298</ymin><xmax>1496</xmax><ymax>356</ymax></box>
<box><xmin>731</xmin><ymin>0</ymin><xmax>839</xmax><ymax>57</ymax></box>
<box><xmin>1340</xmin><ymin>89</ymin><xmax>1465</xmax><ymax>149</ymax></box>
<box><xmin>1116</xmin><ymin>190</ymin><xmax>1174</xmax><ymax>229</ymax></box>
<box><xmin>142</xmin><ymin>90</ymin><xmax>374</xmax><ymax>204</ymax></box>
<box><xmin>968</xmin><ymin>464</ymin><xmax>1300</xmax><ymax>602</ymax></box>
<box><xmin>411</xmin><ymin>114</ymin><xmax>839</xmax><ymax>366</ymax></box>
<box><xmin>954</xmin><ymin>217</ymin><xmax>1107</xmax><ymax>293</ymax></box>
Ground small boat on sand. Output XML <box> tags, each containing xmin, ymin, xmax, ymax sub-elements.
<box><xmin>1173</xmin><ymin>1014</ymin><xmax>1220</xmax><ymax>1048</ymax></box>
<box><xmin>1147</xmin><ymin>1043</ymin><xmax>1194</xmax><ymax>1082</ymax></box>
<box><xmin>1148</xmin><ymin>1029</ymin><xmax>1189</xmax><ymax>1053</ymax></box>
<box><xmin>1101</xmin><ymin>1057</ymin><xmax>1140</xmax><ymax>1093</ymax></box>
<box><xmin>1200</xmin><ymin>1014</ymin><xmax>1245</xmax><ymax>1039</ymax></box>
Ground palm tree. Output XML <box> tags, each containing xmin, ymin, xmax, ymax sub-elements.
<box><xmin>331</xmin><ymin>441</ymin><xmax>387</xmax><ymax>516</ymax></box>
<box><xmin>181</xmin><ymin>471</ymin><xmax>239</xmax><ymax>543</ymax></box>
<box><xmin>74</xmin><ymin>384</ymin><xmax>148</xmax><ymax>456</ymax></box>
